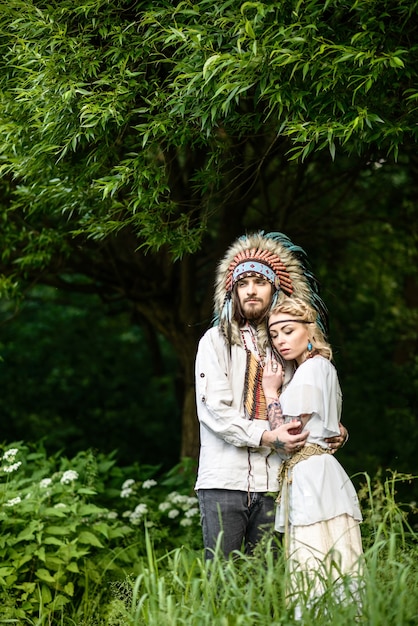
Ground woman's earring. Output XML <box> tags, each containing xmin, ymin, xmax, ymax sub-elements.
<box><xmin>307</xmin><ymin>341</ymin><xmax>313</xmax><ymax>352</ymax></box>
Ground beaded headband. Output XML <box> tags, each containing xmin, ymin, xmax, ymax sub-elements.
<box><xmin>226</xmin><ymin>247</ymin><xmax>294</xmax><ymax>296</ymax></box>
<box><xmin>232</xmin><ymin>260</ymin><xmax>280</xmax><ymax>289</ymax></box>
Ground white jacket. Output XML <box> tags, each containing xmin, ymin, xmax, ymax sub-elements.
<box><xmin>194</xmin><ymin>326</ymin><xmax>281</xmax><ymax>492</ymax></box>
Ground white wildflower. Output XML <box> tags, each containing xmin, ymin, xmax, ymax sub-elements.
<box><xmin>121</xmin><ymin>479</ymin><xmax>135</xmax><ymax>490</ymax></box>
<box><xmin>107</xmin><ymin>511</ymin><xmax>118</xmax><ymax>520</ymax></box>
<box><xmin>142</xmin><ymin>479</ymin><xmax>157</xmax><ymax>489</ymax></box>
<box><xmin>40</xmin><ymin>478</ymin><xmax>52</xmax><ymax>488</ymax></box>
<box><xmin>168</xmin><ymin>509</ymin><xmax>180</xmax><ymax>519</ymax></box>
<box><xmin>3</xmin><ymin>448</ymin><xmax>19</xmax><ymax>462</ymax></box>
<box><xmin>3</xmin><ymin>461</ymin><xmax>22</xmax><ymax>473</ymax></box>
<box><xmin>121</xmin><ymin>487</ymin><xmax>133</xmax><ymax>498</ymax></box>
<box><xmin>168</xmin><ymin>492</ymin><xmax>189</xmax><ymax>505</ymax></box>
<box><xmin>185</xmin><ymin>507</ymin><xmax>199</xmax><ymax>518</ymax></box>
<box><xmin>129</xmin><ymin>503</ymin><xmax>148</xmax><ymax>524</ymax></box>
<box><xmin>4</xmin><ymin>496</ymin><xmax>21</xmax><ymax>507</ymax></box>
<box><xmin>122</xmin><ymin>510</ymin><xmax>132</xmax><ymax>518</ymax></box>
<box><xmin>158</xmin><ymin>502</ymin><xmax>171</xmax><ymax>512</ymax></box>
<box><xmin>180</xmin><ymin>518</ymin><xmax>193</xmax><ymax>527</ymax></box>
<box><xmin>60</xmin><ymin>470</ymin><xmax>79</xmax><ymax>485</ymax></box>
<box><xmin>54</xmin><ymin>503</ymin><xmax>67</xmax><ymax>509</ymax></box>
<box><xmin>134</xmin><ymin>503</ymin><xmax>148</xmax><ymax>516</ymax></box>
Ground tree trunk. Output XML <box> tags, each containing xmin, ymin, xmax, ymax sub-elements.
<box><xmin>180</xmin><ymin>379</ymin><xmax>200</xmax><ymax>460</ymax></box>
<box><xmin>173</xmin><ymin>331</ymin><xmax>202</xmax><ymax>461</ymax></box>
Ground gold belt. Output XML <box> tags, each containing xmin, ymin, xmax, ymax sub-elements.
<box><xmin>276</xmin><ymin>443</ymin><xmax>331</xmax><ymax>504</ymax></box>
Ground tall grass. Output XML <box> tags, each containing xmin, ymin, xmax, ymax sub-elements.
<box><xmin>1</xmin><ymin>443</ymin><xmax>416</xmax><ymax>624</ymax></box>
<box><xmin>103</xmin><ymin>540</ymin><xmax>416</xmax><ymax>625</ymax></box>
<box><xmin>105</xmin><ymin>472</ymin><xmax>418</xmax><ymax>626</ymax></box>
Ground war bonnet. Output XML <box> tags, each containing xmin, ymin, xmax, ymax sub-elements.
<box><xmin>213</xmin><ymin>231</ymin><xmax>328</xmax><ymax>347</ymax></box>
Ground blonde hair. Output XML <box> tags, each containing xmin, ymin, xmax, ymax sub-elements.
<box><xmin>269</xmin><ymin>296</ymin><xmax>333</xmax><ymax>361</ymax></box>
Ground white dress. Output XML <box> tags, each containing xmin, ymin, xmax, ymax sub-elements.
<box><xmin>276</xmin><ymin>356</ymin><xmax>363</xmax><ymax>605</ymax></box>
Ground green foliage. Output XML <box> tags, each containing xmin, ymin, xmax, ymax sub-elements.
<box><xmin>0</xmin><ymin>442</ymin><xmax>201</xmax><ymax>623</ymax></box>
<box><xmin>357</xmin><ymin>470</ymin><xmax>418</xmax><ymax>548</ymax></box>
<box><xmin>0</xmin><ymin>443</ymin><xmax>132</xmax><ymax>621</ymax></box>
<box><xmin>148</xmin><ymin>0</ymin><xmax>418</xmax><ymax>158</ymax></box>
<box><xmin>0</xmin><ymin>442</ymin><xmax>417</xmax><ymax>624</ymax></box>
<box><xmin>0</xmin><ymin>285</ymin><xmax>182</xmax><ymax>469</ymax></box>
<box><xmin>0</xmin><ymin>0</ymin><xmax>418</xmax><ymax>262</ymax></box>
<box><xmin>107</xmin><ymin>472</ymin><xmax>418</xmax><ymax>626</ymax></box>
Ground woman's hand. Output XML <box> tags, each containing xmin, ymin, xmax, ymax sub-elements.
<box><xmin>262</xmin><ymin>359</ymin><xmax>284</xmax><ymax>399</ymax></box>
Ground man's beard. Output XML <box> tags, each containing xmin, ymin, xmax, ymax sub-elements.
<box><xmin>242</xmin><ymin>301</ymin><xmax>270</xmax><ymax>323</ymax></box>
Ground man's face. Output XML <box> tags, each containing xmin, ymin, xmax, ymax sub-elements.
<box><xmin>236</xmin><ymin>276</ymin><xmax>273</xmax><ymax>321</ymax></box>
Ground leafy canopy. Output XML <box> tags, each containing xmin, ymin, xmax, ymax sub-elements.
<box><xmin>0</xmin><ymin>0</ymin><xmax>417</xmax><ymax>271</ymax></box>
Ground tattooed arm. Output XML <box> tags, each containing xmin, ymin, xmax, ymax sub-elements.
<box><xmin>266</xmin><ymin>399</ymin><xmax>284</xmax><ymax>430</ymax></box>
<box><xmin>262</xmin><ymin>358</ymin><xmax>285</xmax><ymax>429</ymax></box>
<box><xmin>260</xmin><ymin>422</ymin><xmax>309</xmax><ymax>454</ymax></box>
<box><xmin>261</xmin><ymin>359</ymin><xmax>309</xmax><ymax>453</ymax></box>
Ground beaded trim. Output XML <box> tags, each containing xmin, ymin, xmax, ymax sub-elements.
<box><xmin>232</xmin><ymin>261</ymin><xmax>278</xmax><ymax>288</ymax></box>
<box><xmin>225</xmin><ymin>247</ymin><xmax>294</xmax><ymax>295</ymax></box>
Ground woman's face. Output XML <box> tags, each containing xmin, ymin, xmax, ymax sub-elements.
<box><xmin>268</xmin><ymin>313</ymin><xmax>310</xmax><ymax>366</ymax></box>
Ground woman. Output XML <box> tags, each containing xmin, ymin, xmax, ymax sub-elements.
<box><xmin>262</xmin><ymin>297</ymin><xmax>363</xmax><ymax>613</ymax></box>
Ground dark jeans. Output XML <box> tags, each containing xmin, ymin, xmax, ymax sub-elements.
<box><xmin>197</xmin><ymin>489</ymin><xmax>276</xmax><ymax>559</ymax></box>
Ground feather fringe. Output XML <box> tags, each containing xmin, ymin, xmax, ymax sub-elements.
<box><xmin>213</xmin><ymin>231</ymin><xmax>329</xmax><ymax>345</ymax></box>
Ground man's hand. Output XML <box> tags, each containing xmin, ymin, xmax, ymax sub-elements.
<box><xmin>325</xmin><ymin>423</ymin><xmax>349</xmax><ymax>454</ymax></box>
<box><xmin>261</xmin><ymin>422</ymin><xmax>309</xmax><ymax>455</ymax></box>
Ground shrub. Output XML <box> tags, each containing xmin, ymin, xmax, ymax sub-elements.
<box><xmin>0</xmin><ymin>442</ymin><xmax>201</xmax><ymax>623</ymax></box>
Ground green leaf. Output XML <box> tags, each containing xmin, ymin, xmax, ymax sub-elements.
<box><xmin>77</xmin><ymin>531</ymin><xmax>104</xmax><ymax>548</ymax></box>
<box><xmin>76</xmin><ymin>503</ymin><xmax>105</xmax><ymax>516</ymax></box>
<box><xmin>244</xmin><ymin>20</ymin><xmax>255</xmax><ymax>39</ymax></box>
<box><xmin>389</xmin><ymin>56</ymin><xmax>405</xmax><ymax>68</ymax></box>
<box><xmin>202</xmin><ymin>54</ymin><xmax>221</xmax><ymax>79</ymax></box>
<box><xmin>42</xmin><ymin>537</ymin><xmax>65</xmax><ymax>546</ymax></box>
<box><xmin>46</xmin><ymin>593</ymin><xmax>70</xmax><ymax>608</ymax></box>
<box><xmin>36</xmin><ymin>569</ymin><xmax>57</xmax><ymax>583</ymax></box>
<box><xmin>63</xmin><ymin>581</ymin><xmax>74</xmax><ymax>596</ymax></box>
<box><xmin>16</xmin><ymin>520</ymin><xmax>43</xmax><ymax>541</ymax></box>
<box><xmin>15</xmin><ymin>581</ymin><xmax>37</xmax><ymax>594</ymax></box>
<box><xmin>44</xmin><ymin>525</ymin><xmax>74</xmax><ymax>536</ymax></box>
<box><xmin>66</xmin><ymin>562</ymin><xmax>80</xmax><ymax>574</ymax></box>
<box><xmin>42</xmin><ymin>506</ymin><xmax>69</xmax><ymax>517</ymax></box>
<box><xmin>90</xmin><ymin>521</ymin><xmax>111</xmax><ymax>538</ymax></box>
<box><xmin>41</xmin><ymin>583</ymin><xmax>53</xmax><ymax>604</ymax></box>
<box><xmin>45</xmin><ymin>555</ymin><xmax>66</xmax><ymax>569</ymax></box>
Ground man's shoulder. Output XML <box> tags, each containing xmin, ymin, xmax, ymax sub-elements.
<box><xmin>198</xmin><ymin>325</ymin><xmax>247</xmax><ymax>354</ymax></box>
<box><xmin>199</xmin><ymin>325</ymin><xmax>224</xmax><ymax>344</ymax></box>
<box><xmin>196</xmin><ymin>326</ymin><xmax>227</xmax><ymax>364</ymax></box>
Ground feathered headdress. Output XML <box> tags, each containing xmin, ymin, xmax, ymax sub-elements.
<box><xmin>213</xmin><ymin>231</ymin><xmax>328</xmax><ymax>349</ymax></box>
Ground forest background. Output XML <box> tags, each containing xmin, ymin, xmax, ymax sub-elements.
<box><xmin>0</xmin><ymin>0</ymin><xmax>417</xmax><ymax>502</ymax></box>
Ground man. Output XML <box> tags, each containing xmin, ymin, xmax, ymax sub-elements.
<box><xmin>194</xmin><ymin>232</ymin><xmax>347</xmax><ymax>559</ymax></box>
